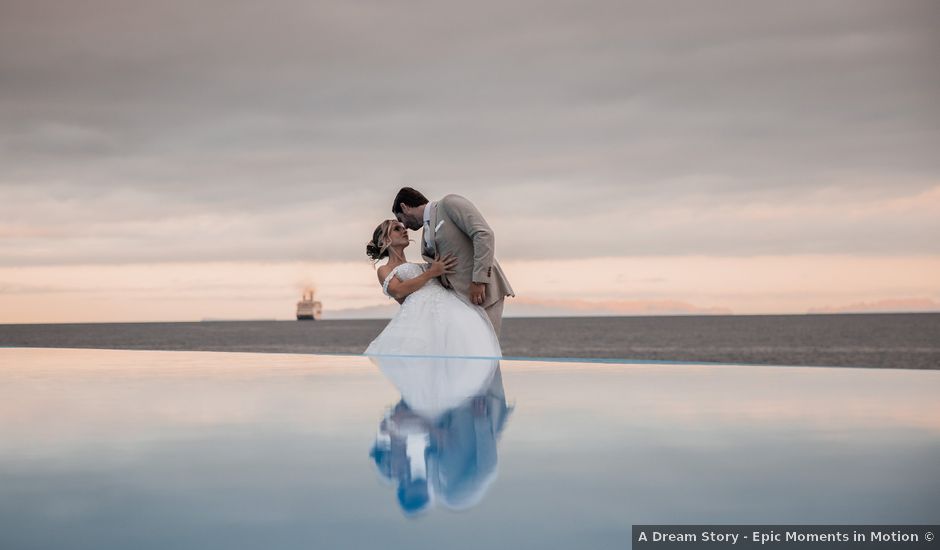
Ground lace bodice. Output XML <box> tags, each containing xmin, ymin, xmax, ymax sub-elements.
<box><xmin>382</xmin><ymin>262</ymin><xmax>435</xmax><ymax>299</ymax></box>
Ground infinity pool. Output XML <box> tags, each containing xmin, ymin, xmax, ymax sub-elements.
<box><xmin>1</xmin><ymin>348</ymin><xmax>937</xmax><ymax>549</ymax></box>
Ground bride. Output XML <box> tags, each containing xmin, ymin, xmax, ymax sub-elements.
<box><xmin>364</xmin><ymin>219</ymin><xmax>501</xmax><ymax>358</ymax></box>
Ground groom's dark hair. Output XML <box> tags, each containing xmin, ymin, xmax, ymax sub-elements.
<box><xmin>391</xmin><ymin>187</ymin><xmax>429</xmax><ymax>215</ymax></box>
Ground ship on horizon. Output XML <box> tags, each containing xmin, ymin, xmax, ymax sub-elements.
<box><xmin>296</xmin><ymin>290</ymin><xmax>322</xmax><ymax>321</ymax></box>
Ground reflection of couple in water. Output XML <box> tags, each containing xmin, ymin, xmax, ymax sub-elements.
<box><xmin>365</xmin><ymin>188</ymin><xmax>514</xmax><ymax>515</ymax></box>
<box><xmin>369</xmin><ymin>360</ymin><xmax>511</xmax><ymax>516</ymax></box>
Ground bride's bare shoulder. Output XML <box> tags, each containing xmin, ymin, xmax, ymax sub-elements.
<box><xmin>377</xmin><ymin>263</ymin><xmax>403</xmax><ymax>283</ymax></box>
<box><xmin>376</xmin><ymin>264</ymin><xmax>392</xmax><ymax>283</ymax></box>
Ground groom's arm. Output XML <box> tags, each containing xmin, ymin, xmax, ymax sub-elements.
<box><xmin>439</xmin><ymin>194</ymin><xmax>495</xmax><ymax>285</ymax></box>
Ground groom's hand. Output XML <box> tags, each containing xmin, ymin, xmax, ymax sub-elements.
<box><xmin>469</xmin><ymin>282</ymin><xmax>486</xmax><ymax>305</ymax></box>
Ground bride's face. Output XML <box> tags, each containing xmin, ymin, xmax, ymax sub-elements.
<box><xmin>388</xmin><ymin>222</ymin><xmax>410</xmax><ymax>248</ymax></box>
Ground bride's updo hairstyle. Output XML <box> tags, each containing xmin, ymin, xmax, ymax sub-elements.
<box><xmin>366</xmin><ymin>220</ymin><xmax>396</xmax><ymax>262</ymax></box>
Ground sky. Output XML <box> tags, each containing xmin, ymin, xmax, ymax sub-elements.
<box><xmin>1</xmin><ymin>0</ymin><xmax>939</xmax><ymax>322</ymax></box>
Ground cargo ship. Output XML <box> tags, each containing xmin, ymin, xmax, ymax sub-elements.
<box><xmin>296</xmin><ymin>291</ymin><xmax>322</xmax><ymax>320</ymax></box>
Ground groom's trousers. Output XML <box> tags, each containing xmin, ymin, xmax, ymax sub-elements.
<box><xmin>484</xmin><ymin>298</ymin><xmax>505</xmax><ymax>337</ymax></box>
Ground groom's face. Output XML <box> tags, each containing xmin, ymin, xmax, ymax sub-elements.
<box><xmin>396</xmin><ymin>204</ymin><xmax>424</xmax><ymax>231</ymax></box>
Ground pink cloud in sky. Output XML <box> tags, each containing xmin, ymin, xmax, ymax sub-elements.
<box><xmin>808</xmin><ymin>297</ymin><xmax>940</xmax><ymax>314</ymax></box>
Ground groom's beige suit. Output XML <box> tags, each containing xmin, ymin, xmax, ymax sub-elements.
<box><xmin>420</xmin><ymin>194</ymin><xmax>514</xmax><ymax>335</ymax></box>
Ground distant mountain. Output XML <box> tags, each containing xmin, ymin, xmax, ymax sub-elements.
<box><xmin>323</xmin><ymin>304</ymin><xmax>398</xmax><ymax>319</ymax></box>
<box><xmin>324</xmin><ymin>296</ymin><xmax>731</xmax><ymax>319</ymax></box>
<box><xmin>808</xmin><ymin>297</ymin><xmax>940</xmax><ymax>314</ymax></box>
<box><xmin>505</xmin><ymin>297</ymin><xmax>732</xmax><ymax>317</ymax></box>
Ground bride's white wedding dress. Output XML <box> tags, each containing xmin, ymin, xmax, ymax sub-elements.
<box><xmin>364</xmin><ymin>262</ymin><xmax>501</xmax><ymax>358</ymax></box>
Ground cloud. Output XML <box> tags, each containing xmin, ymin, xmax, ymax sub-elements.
<box><xmin>2</xmin><ymin>180</ymin><xmax>939</xmax><ymax>266</ymax></box>
<box><xmin>1</xmin><ymin>0</ymin><xmax>939</xmax><ymax>268</ymax></box>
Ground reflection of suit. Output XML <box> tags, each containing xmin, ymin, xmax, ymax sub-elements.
<box><xmin>429</xmin><ymin>367</ymin><xmax>510</xmax><ymax>510</ymax></box>
<box><xmin>421</xmin><ymin>195</ymin><xmax>514</xmax><ymax>334</ymax></box>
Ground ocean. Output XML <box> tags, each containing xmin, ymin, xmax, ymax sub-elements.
<box><xmin>1</xmin><ymin>313</ymin><xmax>938</xmax><ymax>369</ymax></box>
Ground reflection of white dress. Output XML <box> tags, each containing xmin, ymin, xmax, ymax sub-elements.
<box><xmin>365</xmin><ymin>263</ymin><xmax>501</xmax><ymax>359</ymax></box>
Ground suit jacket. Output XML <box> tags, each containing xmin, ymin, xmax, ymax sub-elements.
<box><xmin>421</xmin><ymin>194</ymin><xmax>514</xmax><ymax>309</ymax></box>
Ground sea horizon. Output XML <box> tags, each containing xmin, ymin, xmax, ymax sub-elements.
<box><xmin>3</xmin><ymin>313</ymin><xmax>938</xmax><ymax>371</ymax></box>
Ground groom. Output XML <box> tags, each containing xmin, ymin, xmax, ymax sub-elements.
<box><xmin>392</xmin><ymin>187</ymin><xmax>514</xmax><ymax>336</ymax></box>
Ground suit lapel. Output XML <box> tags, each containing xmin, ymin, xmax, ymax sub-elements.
<box><xmin>430</xmin><ymin>201</ymin><xmax>441</xmax><ymax>252</ymax></box>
